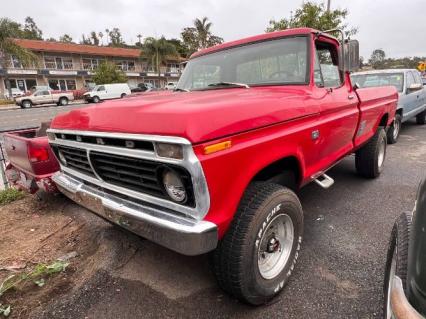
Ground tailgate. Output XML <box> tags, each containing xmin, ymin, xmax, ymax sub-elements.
<box><xmin>3</xmin><ymin>130</ymin><xmax>59</xmax><ymax>177</ymax></box>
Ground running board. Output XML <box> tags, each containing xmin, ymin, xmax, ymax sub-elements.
<box><xmin>313</xmin><ymin>174</ymin><xmax>334</xmax><ymax>189</ymax></box>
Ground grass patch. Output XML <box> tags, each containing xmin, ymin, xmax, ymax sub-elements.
<box><xmin>0</xmin><ymin>100</ymin><xmax>13</xmax><ymax>106</ymax></box>
<box><xmin>0</xmin><ymin>188</ymin><xmax>24</xmax><ymax>206</ymax></box>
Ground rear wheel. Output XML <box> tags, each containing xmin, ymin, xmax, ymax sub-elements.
<box><xmin>121</xmin><ymin>93</ymin><xmax>126</xmax><ymax>98</ymax></box>
<box><xmin>58</xmin><ymin>97</ymin><xmax>68</xmax><ymax>106</ymax></box>
<box><xmin>355</xmin><ymin>128</ymin><xmax>387</xmax><ymax>178</ymax></box>
<box><xmin>416</xmin><ymin>110</ymin><xmax>425</xmax><ymax>125</ymax></box>
<box><xmin>21</xmin><ymin>100</ymin><xmax>32</xmax><ymax>109</ymax></box>
<box><xmin>386</xmin><ymin>113</ymin><xmax>401</xmax><ymax>144</ymax></box>
<box><xmin>93</xmin><ymin>96</ymin><xmax>100</xmax><ymax>103</ymax></box>
<box><xmin>383</xmin><ymin>212</ymin><xmax>411</xmax><ymax>319</ymax></box>
<box><xmin>212</xmin><ymin>183</ymin><xmax>303</xmax><ymax>305</ymax></box>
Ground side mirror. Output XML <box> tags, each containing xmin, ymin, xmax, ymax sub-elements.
<box><xmin>407</xmin><ymin>83</ymin><xmax>423</xmax><ymax>93</ymax></box>
<box><xmin>343</xmin><ymin>40</ymin><xmax>360</xmax><ymax>73</ymax></box>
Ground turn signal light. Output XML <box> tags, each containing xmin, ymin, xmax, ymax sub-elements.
<box><xmin>203</xmin><ymin>141</ymin><xmax>232</xmax><ymax>155</ymax></box>
<box><xmin>28</xmin><ymin>146</ymin><xmax>49</xmax><ymax>163</ymax></box>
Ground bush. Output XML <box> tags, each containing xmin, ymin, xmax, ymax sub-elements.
<box><xmin>0</xmin><ymin>99</ymin><xmax>13</xmax><ymax>106</ymax></box>
<box><xmin>0</xmin><ymin>188</ymin><xmax>24</xmax><ymax>205</ymax></box>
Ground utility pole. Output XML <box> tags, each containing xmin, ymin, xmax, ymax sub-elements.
<box><xmin>327</xmin><ymin>0</ymin><xmax>331</xmax><ymax>11</ymax></box>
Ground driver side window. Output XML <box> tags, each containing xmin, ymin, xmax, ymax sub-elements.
<box><xmin>314</xmin><ymin>42</ymin><xmax>342</xmax><ymax>88</ymax></box>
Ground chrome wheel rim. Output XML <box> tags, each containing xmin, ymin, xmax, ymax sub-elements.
<box><xmin>23</xmin><ymin>101</ymin><xmax>30</xmax><ymax>108</ymax></box>
<box><xmin>386</xmin><ymin>248</ymin><xmax>397</xmax><ymax>319</ymax></box>
<box><xmin>257</xmin><ymin>213</ymin><xmax>294</xmax><ymax>280</ymax></box>
<box><xmin>378</xmin><ymin>137</ymin><xmax>386</xmax><ymax>170</ymax></box>
<box><xmin>393</xmin><ymin>119</ymin><xmax>400</xmax><ymax>140</ymax></box>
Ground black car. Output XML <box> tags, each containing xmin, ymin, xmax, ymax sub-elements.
<box><xmin>384</xmin><ymin>178</ymin><xmax>426</xmax><ymax>318</ymax></box>
<box><xmin>130</xmin><ymin>83</ymin><xmax>155</xmax><ymax>93</ymax></box>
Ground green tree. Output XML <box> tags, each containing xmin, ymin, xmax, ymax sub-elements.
<box><xmin>108</xmin><ymin>28</ymin><xmax>125</xmax><ymax>47</ymax></box>
<box><xmin>0</xmin><ymin>18</ymin><xmax>38</xmax><ymax>97</ymax></box>
<box><xmin>90</xmin><ymin>31</ymin><xmax>99</xmax><ymax>45</ymax></box>
<box><xmin>45</xmin><ymin>37</ymin><xmax>57</xmax><ymax>42</ymax></box>
<box><xmin>59</xmin><ymin>34</ymin><xmax>73</xmax><ymax>43</ymax></box>
<box><xmin>92</xmin><ymin>61</ymin><xmax>127</xmax><ymax>84</ymax></box>
<box><xmin>369</xmin><ymin>49</ymin><xmax>386</xmax><ymax>69</ymax></box>
<box><xmin>266</xmin><ymin>2</ymin><xmax>357</xmax><ymax>36</ymax></box>
<box><xmin>180</xmin><ymin>17</ymin><xmax>223</xmax><ymax>57</ymax></box>
<box><xmin>142</xmin><ymin>37</ymin><xmax>178</xmax><ymax>77</ymax></box>
<box><xmin>80</xmin><ymin>34</ymin><xmax>92</xmax><ymax>45</ymax></box>
<box><xmin>23</xmin><ymin>16</ymin><xmax>43</xmax><ymax>40</ymax></box>
<box><xmin>166</xmin><ymin>38</ymin><xmax>187</xmax><ymax>57</ymax></box>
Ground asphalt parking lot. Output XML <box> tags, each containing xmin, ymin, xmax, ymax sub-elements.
<box><xmin>25</xmin><ymin>119</ymin><xmax>425</xmax><ymax>319</ymax></box>
<box><xmin>0</xmin><ymin>103</ymin><xmax>87</xmax><ymax>132</ymax></box>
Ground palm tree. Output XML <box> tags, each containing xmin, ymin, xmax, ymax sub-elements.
<box><xmin>98</xmin><ymin>31</ymin><xmax>104</xmax><ymax>45</ymax></box>
<box><xmin>105</xmin><ymin>28</ymin><xmax>110</xmax><ymax>45</ymax></box>
<box><xmin>142</xmin><ymin>37</ymin><xmax>178</xmax><ymax>79</ymax></box>
<box><xmin>0</xmin><ymin>18</ymin><xmax>37</xmax><ymax>98</ymax></box>
<box><xmin>193</xmin><ymin>17</ymin><xmax>212</xmax><ymax>49</ymax></box>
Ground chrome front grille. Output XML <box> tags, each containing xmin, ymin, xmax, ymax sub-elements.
<box><xmin>47</xmin><ymin>129</ymin><xmax>211</xmax><ymax>220</ymax></box>
<box><xmin>55</xmin><ymin>146</ymin><xmax>95</xmax><ymax>177</ymax></box>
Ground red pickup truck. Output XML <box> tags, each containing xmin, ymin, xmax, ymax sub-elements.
<box><xmin>47</xmin><ymin>28</ymin><xmax>398</xmax><ymax>305</ymax></box>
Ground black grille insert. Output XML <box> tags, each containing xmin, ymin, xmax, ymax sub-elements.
<box><xmin>90</xmin><ymin>151</ymin><xmax>194</xmax><ymax>206</ymax></box>
<box><xmin>54</xmin><ymin>146</ymin><xmax>95</xmax><ymax>177</ymax></box>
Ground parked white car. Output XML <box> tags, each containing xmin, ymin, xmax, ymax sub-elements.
<box><xmin>165</xmin><ymin>82</ymin><xmax>177</xmax><ymax>90</ymax></box>
<box><xmin>83</xmin><ymin>83</ymin><xmax>131</xmax><ymax>103</ymax></box>
<box><xmin>4</xmin><ymin>88</ymin><xmax>25</xmax><ymax>99</ymax></box>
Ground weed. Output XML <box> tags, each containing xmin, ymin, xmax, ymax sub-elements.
<box><xmin>0</xmin><ymin>260</ymin><xmax>69</xmax><ymax>297</ymax></box>
<box><xmin>0</xmin><ymin>188</ymin><xmax>24</xmax><ymax>206</ymax></box>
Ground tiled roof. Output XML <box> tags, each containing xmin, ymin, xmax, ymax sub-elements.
<box><xmin>13</xmin><ymin>38</ymin><xmax>141</xmax><ymax>58</ymax></box>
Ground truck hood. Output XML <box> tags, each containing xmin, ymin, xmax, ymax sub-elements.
<box><xmin>51</xmin><ymin>87</ymin><xmax>315</xmax><ymax>144</ymax></box>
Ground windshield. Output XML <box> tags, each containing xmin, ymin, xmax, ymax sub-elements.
<box><xmin>176</xmin><ymin>36</ymin><xmax>309</xmax><ymax>91</ymax></box>
<box><xmin>351</xmin><ymin>73</ymin><xmax>404</xmax><ymax>92</ymax></box>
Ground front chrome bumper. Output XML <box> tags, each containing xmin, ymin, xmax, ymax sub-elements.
<box><xmin>391</xmin><ymin>277</ymin><xmax>424</xmax><ymax>319</ymax></box>
<box><xmin>53</xmin><ymin>172</ymin><xmax>218</xmax><ymax>256</ymax></box>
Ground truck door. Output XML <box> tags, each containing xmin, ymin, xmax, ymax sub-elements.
<box><xmin>34</xmin><ymin>90</ymin><xmax>52</xmax><ymax>105</ymax></box>
<box><xmin>403</xmin><ymin>71</ymin><xmax>421</xmax><ymax>117</ymax></box>
<box><xmin>312</xmin><ymin>39</ymin><xmax>359</xmax><ymax>171</ymax></box>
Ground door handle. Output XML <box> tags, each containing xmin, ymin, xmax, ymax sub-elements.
<box><xmin>348</xmin><ymin>95</ymin><xmax>355</xmax><ymax>100</ymax></box>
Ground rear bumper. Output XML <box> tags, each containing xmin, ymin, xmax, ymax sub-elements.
<box><xmin>391</xmin><ymin>277</ymin><xmax>423</xmax><ymax>318</ymax></box>
<box><xmin>52</xmin><ymin>172</ymin><xmax>218</xmax><ymax>255</ymax></box>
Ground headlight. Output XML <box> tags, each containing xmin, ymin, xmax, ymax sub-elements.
<box><xmin>155</xmin><ymin>143</ymin><xmax>183</xmax><ymax>159</ymax></box>
<box><xmin>162</xmin><ymin>169</ymin><xmax>186</xmax><ymax>203</ymax></box>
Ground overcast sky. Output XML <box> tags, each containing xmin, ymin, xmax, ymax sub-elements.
<box><xmin>3</xmin><ymin>0</ymin><xmax>425</xmax><ymax>59</ymax></box>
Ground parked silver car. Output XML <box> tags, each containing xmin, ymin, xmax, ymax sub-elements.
<box><xmin>351</xmin><ymin>69</ymin><xmax>426</xmax><ymax>143</ymax></box>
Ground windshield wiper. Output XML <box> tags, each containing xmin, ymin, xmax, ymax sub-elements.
<box><xmin>173</xmin><ymin>88</ymin><xmax>190</xmax><ymax>92</ymax></box>
<box><xmin>207</xmin><ymin>82</ymin><xmax>250</xmax><ymax>89</ymax></box>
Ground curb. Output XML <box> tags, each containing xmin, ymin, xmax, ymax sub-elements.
<box><xmin>0</xmin><ymin>100</ymin><xmax>86</xmax><ymax>111</ymax></box>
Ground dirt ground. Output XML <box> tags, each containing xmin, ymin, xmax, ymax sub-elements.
<box><xmin>0</xmin><ymin>193</ymin><xmax>135</xmax><ymax>319</ymax></box>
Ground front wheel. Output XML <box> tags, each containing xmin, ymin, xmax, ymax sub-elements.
<box><xmin>212</xmin><ymin>183</ymin><xmax>303</xmax><ymax>305</ymax></box>
<box><xmin>92</xmin><ymin>96</ymin><xmax>100</xmax><ymax>103</ymax></box>
<box><xmin>387</xmin><ymin>113</ymin><xmax>402</xmax><ymax>144</ymax></box>
<box><xmin>383</xmin><ymin>212</ymin><xmax>411</xmax><ymax>319</ymax></box>
<box><xmin>416</xmin><ymin>110</ymin><xmax>425</xmax><ymax>125</ymax></box>
<box><xmin>355</xmin><ymin>128</ymin><xmax>387</xmax><ymax>178</ymax></box>
<box><xmin>21</xmin><ymin>100</ymin><xmax>32</xmax><ymax>109</ymax></box>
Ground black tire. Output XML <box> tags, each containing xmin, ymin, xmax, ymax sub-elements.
<box><xmin>93</xmin><ymin>96</ymin><xmax>100</xmax><ymax>103</ymax></box>
<box><xmin>355</xmin><ymin>128</ymin><xmax>387</xmax><ymax>178</ymax></box>
<box><xmin>212</xmin><ymin>182</ymin><xmax>303</xmax><ymax>305</ymax></box>
<box><xmin>416</xmin><ymin>110</ymin><xmax>425</xmax><ymax>125</ymax></box>
<box><xmin>59</xmin><ymin>97</ymin><xmax>68</xmax><ymax>106</ymax></box>
<box><xmin>121</xmin><ymin>93</ymin><xmax>126</xmax><ymax>98</ymax></box>
<box><xmin>383</xmin><ymin>212</ymin><xmax>412</xmax><ymax>318</ymax></box>
<box><xmin>21</xmin><ymin>100</ymin><xmax>32</xmax><ymax>109</ymax></box>
<box><xmin>386</xmin><ymin>113</ymin><xmax>402</xmax><ymax>144</ymax></box>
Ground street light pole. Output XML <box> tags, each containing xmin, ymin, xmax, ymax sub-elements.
<box><xmin>327</xmin><ymin>0</ymin><xmax>331</xmax><ymax>11</ymax></box>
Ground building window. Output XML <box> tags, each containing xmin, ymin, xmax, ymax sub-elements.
<box><xmin>10</xmin><ymin>56</ymin><xmax>23</xmax><ymax>68</ymax></box>
<box><xmin>4</xmin><ymin>78</ymin><xmax>37</xmax><ymax>92</ymax></box>
<box><xmin>115</xmin><ymin>60</ymin><xmax>136</xmax><ymax>71</ymax></box>
<box><xmin>48</xmin><ymin>79</ymin><xmax>76</xmax><ymax>91</ymax></box>
<box><xmin>44</xmin><ymin>56</ymin><xmax>74</xmax><ymax>70</ymax></box>
<box><xmin>167</xmin><ymin>63</ymin><xmax>180</xmax><ymax>73</ymax></box>
<box><xmin>82</xmin><ymin>58</ymin><xmax>104</xmax><ymax>70</ymax></box>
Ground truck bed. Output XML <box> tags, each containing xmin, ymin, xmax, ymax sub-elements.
<box><xmin>3</xmin><ymin>129</ymin><xmax>59</xmax><ymax>180</ymax></box>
